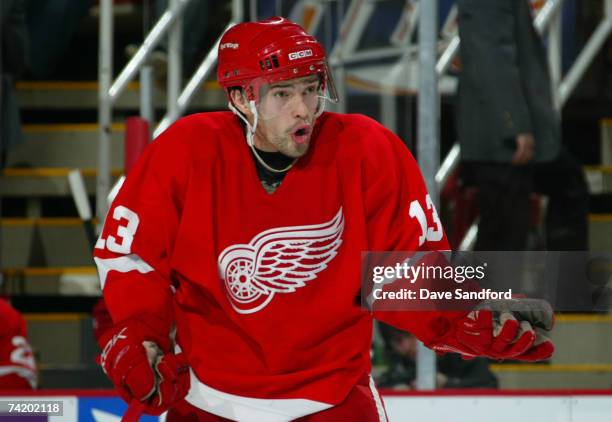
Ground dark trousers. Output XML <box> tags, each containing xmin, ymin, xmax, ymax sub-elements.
<box><xmin>462</xmin><ymin>148</ymin><xmax>589</xmax><ymax>251</ymax></box>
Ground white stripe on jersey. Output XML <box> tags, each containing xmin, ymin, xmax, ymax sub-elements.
<box><xmin>184</xmin><ymin>368</ymin><xmax>333</xmax><ymax>421</ymax></box>
<box><xmin>94</xmin><ymin>254</ymin><xmax>154</xmax><ymax>289</ymax></box>
<box><xmin>369</xmin><ymin>375</ymin><xmax>388</xmax><ymax>422</ymax></box>
<box><xmin>0</xmin><ymin>365</ymin><xmax>38</xmax><ymax>388</ymax></box>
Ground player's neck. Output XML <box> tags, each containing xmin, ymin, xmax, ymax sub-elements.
<box><xmin>251</xmin><ymin>147</ymin><xmax>293</xmax><ymax>194</ymax></box>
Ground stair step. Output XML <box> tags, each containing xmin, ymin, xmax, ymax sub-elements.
<box><xmin>7</xmin><ymin>123</ymin><xmax>125</xmax><ymax>168</ymax></box>
<box><xmin>493</xmin><ymin>363</ymin><xmax>612</xmax><ymax>372</ymax></box>
<box><xmin>1</xmin><ymin>218</ymin><xmax>95</xmax><ymax>268</ymax></box>
<box><xmin>24</xmin><ymin>312</ymin><xmax>90</xmax><ymax>322</ymax></box>
<box><xmin>16</xmin><ymin>80</ymin><xmax>226</xmax><ymax>110</ymax></box>
<box><xmin>0</xmin><ymin>168</ymin><xmax>122</xmax><ymax>196</ymax></box>
<box><xmin>584</xmin><ymin>165</ymin><xmax>612</xmax><ymax>173</ymax></box>
<box><xmin>4</xmin><ymin>266</ymin><xmax>96</xmax><ymax>276</ymax></box>
<box><xmin>36</xmin><ymin>366</ymin><xmax>111</xmax><ymax>389</ymax></box>
<box><xmin>475</xmin><ymin>314</ymin><xmax>612</xmax><ymax>389</ymax></box>
<box><xmin>550</xmin><ymin>314</ymin><xmax>612</xmax><ymax>364</ymax></box>
<box><xmin>588</xmin><ymin>214</ymin><xmax>612</xmax><ymax>250</ymax></box>
<box><xmin>585</xmin><ymin>165</ymin><xmax>612</xmax><ymax>194</ymax></box>
<box><xmin>24</xmin><ymin>313</ymin><xmax>96</xmax><ymax>370</ymax></box>
<box><xmin>2</xmin><ymin>266</ymin><xmax>98</xmax><ymax>296</ymax></box>
<box><xmin>492</xmin><ymin>363</ymin><xmax>612</xmax><ymax>389</ymax></box>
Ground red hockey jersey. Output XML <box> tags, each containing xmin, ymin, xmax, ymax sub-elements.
<box><xmin>0</xmin><ymin>299</ymin><xmax>37</xmax><ymax>389</ymax></box>
<box><xmin>94</xmin><ymin>112</ymin><xmax>459</xmax><ymax>420</ymax></box>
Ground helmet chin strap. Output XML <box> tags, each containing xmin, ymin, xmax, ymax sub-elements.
<box><xmin>228</xmin><ymin>100</ymin><xmax>256</xmax><ymax>147</ymax></box>
<box><xmin>314</xmin><ymin>95</ymin><xmax>326</xmax><ymax>118</ymax></box>
<box><xmin>228</xmin><ymin>100</ymin><xmax>297</xmax><ymax>174</ymax></box>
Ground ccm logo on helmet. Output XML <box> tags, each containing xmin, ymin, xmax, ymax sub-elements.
<box><xmin>288</xmin><ymin>49</ymin><xmax>313</xmax><ymax>61</ymax></box>
<box><xmin>220</xmin><ymin>42</ymin><xmax>239</xmax><ymax>50</ymax></box>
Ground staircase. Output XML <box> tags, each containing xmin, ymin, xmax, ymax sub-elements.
<box><xmin>0</xmin><ymin>83</ymin><xmax>118</xmax><ymax>388</ymax></box>
<box><xmin>0</xmin><ymin>0</ymin><xmax>229</xmax><ymax>386</ymax></box>
<box><xmin>1</xmin><ymin>79</ymin><xmax>229</xmax><ymax>389</ymax></box>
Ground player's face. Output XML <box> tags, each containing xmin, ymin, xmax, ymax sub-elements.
<box><xmin>254</xmin><ymin>75</ymin><xmax>321</xmax><ymax>158</ymax></box>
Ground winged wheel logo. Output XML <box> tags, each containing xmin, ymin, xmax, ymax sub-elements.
<box><xmin>218</xmin><ymin>208</ymin><xmax>344</xmax><ymax>314</ymax></box>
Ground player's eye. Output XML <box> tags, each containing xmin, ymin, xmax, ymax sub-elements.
<box><xmin>303</xmin><ymin>86</ymin><xmax>315</xmax><ymax>95</ymax></box>
<box><xmin>273</xmin><ymin>90</ymin><xmax>290</xmax><ymax>99</ymax></box>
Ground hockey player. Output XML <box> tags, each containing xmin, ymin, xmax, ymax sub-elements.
<box><xmin>0</xmin><ymin>298</ymin><xmax>37</xmax><ymax>390</ymax></box>
<box><xmin>95</xmin><ymin>17</ymin><xmax>554</xmax><ymax>421</ymax></box>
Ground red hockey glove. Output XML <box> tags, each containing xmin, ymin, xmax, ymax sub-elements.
<box><xmin>431</xmin><ymin>298</ymin><xmax>555</xmax><ymax>362</ymax></box>
<box><xmin>99</xmin><ymin>319</ymin><xmax>189</xmax><ymax>415</ymax></box>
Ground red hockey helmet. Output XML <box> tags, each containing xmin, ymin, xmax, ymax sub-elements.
<box><xmin>217</xmin><ymin>17</ymin><xmax>337</xmax><ymax>104</ymax></box>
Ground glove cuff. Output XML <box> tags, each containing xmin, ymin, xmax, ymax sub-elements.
<box><xmin>100</xmin><ymin>313</ymin><xmax>172</xmax><ymax>353</ymax></box>
<box><xmin>421</xmin><ymin>311</ymin><xmax>469</xmax><ymax>349</ymax></box>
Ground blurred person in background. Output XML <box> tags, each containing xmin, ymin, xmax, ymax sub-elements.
<box><xmin>1</xmin><ymin>0</ymin><xmax>28</xmax><ymax>168</ymax></box>
<box><xmin>24</xmin><ymin>0</ymin><xmax>93</xmax><ymax>79</ymax></box>
<box><xmin>456</xmin><ymin>0</ymin><xmax>589</xmax><ymax>252</ymax></box>
<box><xmin>377</xmin><ymin>322</ymin><xmax>498</xmax><ymax>390</ymax></box>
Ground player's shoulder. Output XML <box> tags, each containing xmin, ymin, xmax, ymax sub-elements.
<box><xmin>321</xmin><ymin>112</ymin><xmax>386</xmax><ymax>133</ymax></box>
<box><xmin>147</xmin><ymin>111</ymin><xmax>241</xmax><ymax>159</ymax></box>
<box><xmin>154</xmin><ymin>111</ymin><xmax>238</xmax><ymax>145</ymax></box>
<box><xmin>321</xmin><ymin>112</ymin><xmax>403</xmax><ymax>147</ymax></box>
<box><xmin>318</xmin><ymin>112</ymin><xmax>409</xmax><ymax>159</ymax></box>
<box><xmin>171</xmin><ymin>111</ymin><xmax>238</xmax><ymax>131</ymax></box>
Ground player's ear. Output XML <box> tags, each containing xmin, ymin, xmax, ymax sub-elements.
<box><xmin>229</xmin><ymin>88</ymin><xmax>250</xmax><ymax>116</ymax></box>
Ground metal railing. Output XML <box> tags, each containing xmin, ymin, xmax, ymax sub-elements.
<box><xmin>97</xmin><ymin>0</ymin><xmax>243</xmax><ymax>219</ymax></box>
<box><xmin>97</xmin><ymin>0</ymin><xmax>612</xmax><ymax>234</ymax></box>
<box><xmin>324</xmin><ymin>0</ymin><xmax>612</xmax><ymax>208</ymax></box>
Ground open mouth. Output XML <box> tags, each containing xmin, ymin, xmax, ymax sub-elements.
<box><xmin>291</xmin><ymin>125</ymin><xmax>311</xmax><ymax>145</ymax></box>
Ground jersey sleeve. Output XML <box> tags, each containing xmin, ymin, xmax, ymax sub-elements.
<box><xmin>93</xmin><ymin>123</ymin><xmax>191</xmax><ymax>349</ymax></box>
<box><xmin>360</xmin><ymin>121</ymin><xmax>466</xmax><ymax>345</ymax></box>
<box><xmin>361</xmin><ymin>122</ymin><xmax>449</xmax><ymax>253</ymax></box>
<box><xmin>0</xmin><ymin>300</ymin><xmax>37</xmax><ymax>389</ymax></box>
